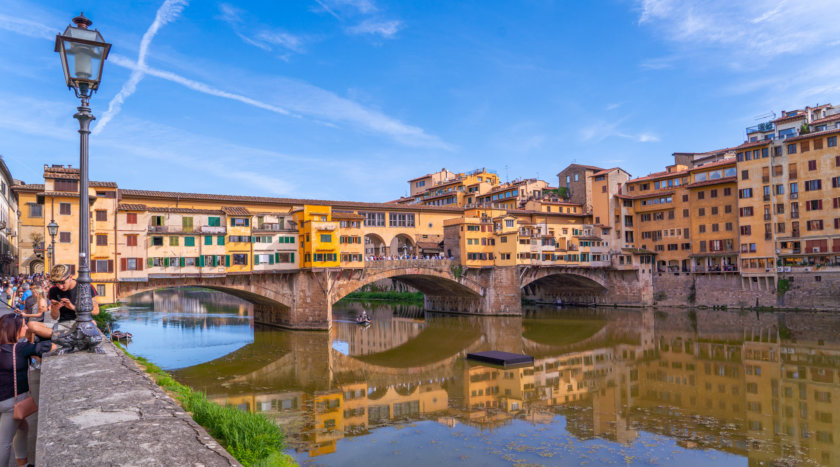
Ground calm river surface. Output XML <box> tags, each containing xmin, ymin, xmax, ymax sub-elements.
<box><xmin>115</xmin><ymin>289</ymin><xmax>840</xmax><ymax>466</ymax></box>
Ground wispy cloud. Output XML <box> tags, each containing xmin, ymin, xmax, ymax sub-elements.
<box><xmin>0</xmin><ymin>13</ymin><xmax>55</xmax><ymax>40</ymax></box>
<box><xmin>346</xmin><ymin>18</ymin><xmax>402</xmax><ymax>38</ymax></box>
<box><xmin>639</xmin><ymin>56</ymin><xmax>675</xmax><ymax>70</ymax></box>
<box><xmin>580</xmin><ymin>118</ymin><xmax>659</xmax><ymax>143</ymax></box>
<box><xmin>317</xmin><ymin>0</ymin><xmax>378</xmax><ymax>15</ymax></box>
<box><xmin>93</xmin><ymin>0</ymin><xmax>188</xmax><ymax>135</ymax></box>
<box><xmin>218</xmin><ymin>4</ymin><xmax>306</xmax><ymax>54</ymax></box>
<box><xmin>636</xmin><ymin>0</ymin><xmax>840</xmax><ymax>59</ymax></box>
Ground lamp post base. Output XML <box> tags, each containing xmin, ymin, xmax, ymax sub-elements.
<box><xmin>52</xmin><ymin>321</ymin><xmax>104</xmax><ymax>355</ymax></box>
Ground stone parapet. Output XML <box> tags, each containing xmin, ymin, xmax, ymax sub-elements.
<box><xmin>36</xmin><ymin>341</ymin><xmax>240</xmax><ymax>466</ymax></box>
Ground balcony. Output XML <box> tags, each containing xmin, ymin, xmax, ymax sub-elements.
<box><xmin>148</xmin><ymin>225</ymin><xmax>168</xmax><ymax>233</ymax></box>
<box><xmin>764</xmin><ymin>214</ymin><xmax>771</xmax><ymax>220</ymax></box>
<box><xmin>790</xmin><ymin>192</ymin><xmax>798</xmax><ymax>199</ymax></box>
<box><xmin>791</xmin><ymin>211</ymin><xmax>799</xmax><ymax>219</ymax></box>
<box><xmin>765</xmin><ymin>233</ymin><xmax>772</xmax><ymax>240</ymax></box>
<box><xmin>199</xmin><ymin>225</ymin><xmax>226</xmax><ymax>234</ymax></box>
<box><xmin>746</xmin><ymin>122</ymin><xmax>775</xmax><ymax>135</ymax></box>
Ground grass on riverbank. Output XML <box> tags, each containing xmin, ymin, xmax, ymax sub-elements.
<box><xmin>339</xmin><ymin>291</ymin><xmax>424</xmax><ymax>302</ymax></box>
<box><xmin>118</xmin><ymin>346</ymin><xmax>295</xmax><ymax>467</ymax></box>
<box><xmin>94</xmin><ymin>303</ymin><xmax>122</xmax><ymax>333</ymax></box>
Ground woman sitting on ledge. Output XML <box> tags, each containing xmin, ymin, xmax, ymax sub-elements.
<box><xmin>0</xmin><ymin>314</ymin><xmax>54</xmax><ymax>467</ymax></box>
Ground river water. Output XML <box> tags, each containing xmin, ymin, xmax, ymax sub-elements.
<box><xmin>115</xmin><ymin>288</ymin><xmax>840</xmax><ymax>466</ymax></box>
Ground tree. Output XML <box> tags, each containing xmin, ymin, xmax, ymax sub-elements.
<box><xmin>29</xmin><ymin>231</ymin><xmax>44</xmax><ymax>247</ymax></box>
<box><xmin>800</xmin><ymin>122</ymin><xmax>811</xmax><ymax>135</ymax></box>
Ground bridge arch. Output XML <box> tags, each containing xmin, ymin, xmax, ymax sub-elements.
<box><xmin>364</xmin><ymin>233</ymin><xmax>387</xmax><ymax>257</ymax></box>
<box><xmin>520</xmin><ymin>267</ymin><xmax>608</xmax><ymax>304</ymax></box>
<box><xmin>389</xmin><ymin>233</ymin><xmax>415</xmax><ymax>257</ymax></box>
<box><xmin>330</xmin><ymin>264</ymin><xmax>483</xmax><ymax>306</ymax></box>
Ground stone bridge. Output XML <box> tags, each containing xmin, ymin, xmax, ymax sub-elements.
<box><xmin>117</xmin><ymin>260</ymin><xmax>652</xmax><ymax>330</ymax></box>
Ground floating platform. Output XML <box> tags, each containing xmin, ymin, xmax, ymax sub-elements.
<box><xmin>466</xmin><ymin>351</ymin><xmax>534</xmax><ymax>368</ymax></box>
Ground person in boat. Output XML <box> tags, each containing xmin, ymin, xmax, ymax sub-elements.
<box><xmin>358</xmin><ymin>310</ymin><xmax>370</xmax><ymax>323</ymax></box>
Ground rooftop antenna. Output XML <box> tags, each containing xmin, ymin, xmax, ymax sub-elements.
<box><xmin>754</xmin><ymin>111</ymin><xmax>776</xmax><ymax>121</ymax></box>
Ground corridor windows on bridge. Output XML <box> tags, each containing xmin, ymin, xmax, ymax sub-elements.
<box><xmin>362</xmin><ymin>212</ymin><xmax>386</xmax><ymax>227</ymax></box>
<box><xmin>232</xmin><ymin>254</ymin><xmax>248</xmax><ymax>265</ymax></box>
<box><xmin>389</xmin><ymin>213</ymin><xmax>415</xmax><ymax>227</ymax></box>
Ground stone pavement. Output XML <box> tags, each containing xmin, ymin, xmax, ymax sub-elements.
<box><xmin>35</xmin><ymin>338</ymin><xmax>240</xmax><ymax>466</ymax></box>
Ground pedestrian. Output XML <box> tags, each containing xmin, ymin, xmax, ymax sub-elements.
<box><xmin>0</xmin><ymin>313</ymin><xmax>53</xmax><ymax>467</ymax></box>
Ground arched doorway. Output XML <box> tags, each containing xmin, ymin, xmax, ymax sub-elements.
<box><xmin>389</xmin><ymin>234</ymin><xmax>415</xmax><ymax>257</ymax></box>
<box><xmin>365</xmin><ymin>234</ymin><xmax>387</xmax><ymax>258</ymax></box>
<box><xmin>29</xmin><ymin>260</ymin><xmax>44</xmax><ymax>275</ymax></box>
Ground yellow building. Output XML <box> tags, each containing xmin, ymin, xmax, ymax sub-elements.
<box><xmin>294</xmin><ymin>205</ymin><xmax>339</xmax><ymax>269</ymax></box>
<box><xmin>685</xmin><ymin>159</ymin><xmax>739</xmax><ymax>274</ymax></box>
<box><xmin>334</xmin><ymin>211</ymin><xmax>364</xmax><ymax>268</ymax></box>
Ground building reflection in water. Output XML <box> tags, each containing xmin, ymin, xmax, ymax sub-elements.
<box><xmin>170</xmin><ymin>303</ymin><xmax>840</xmax><ymax>466</ymax></box>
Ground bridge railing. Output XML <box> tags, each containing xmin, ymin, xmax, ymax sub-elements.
<box><xmin>364</xmin><ymin>258</ymin><xmax>456</xmax><ymax>270</ymax></box>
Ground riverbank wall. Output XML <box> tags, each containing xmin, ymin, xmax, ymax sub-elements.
<box><xmin>36</xmin><ymin>340</ymin><xmax>240</xmax><ymax>466</ymax></box>
<box><xmin>651</xmin><ymin>271</ymin><xmax>840</xmax><ymax>311</ymax></box>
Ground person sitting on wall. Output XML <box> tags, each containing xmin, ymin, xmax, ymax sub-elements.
<box><xmin>26</xmin><ymin>265</ymin><xmax>99</xmax><ymax>340</ymax></box>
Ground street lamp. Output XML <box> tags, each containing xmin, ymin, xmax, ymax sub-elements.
<box><xmin>47</xmin><ymin>220</ymin><xmax>58</xmax><ymax>271</ymax></box>
<box><xmin>54</xmin><ymin>13</ymin><xmax>110</xmax><ymax>354</ymax></box>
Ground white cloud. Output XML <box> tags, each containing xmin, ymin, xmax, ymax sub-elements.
<box><xmin>0</xmin><ymin>13</ymin><xmax>55</xmax><ymax>40</ymax></box>
<box><xmin>318</xmin><ymin>0</ymin><xmax>378</xmax><ymax>15</ymax></box>
<box><xmin>94</xmin><ymin>0</ymin><xmax>188</xmax><ymax>135</ymax></box>
<box><xmin>218</xmin><ymin>4</ymin><xmax>306</xmax><ymax>53</ymax></box>
<box><xmin>346</xmin><ymin>19</ymin><xmax>402</xmax><ymax>38</ymax></box>
<box><xmin>580</xmin><ymin>118</ymin><xmax>658</xmax><ymax>144</ymax></box>
<box><xmin>636</xmin><ymin>0</ymin><xmax>840</xmax><ymax>59</ymax></box>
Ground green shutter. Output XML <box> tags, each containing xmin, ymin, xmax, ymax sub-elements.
<box><xmin>254</xmin><ymin>254</ymin><xmax>260</xmax><ymax>265</ymax></box>
<box><xmin>225</xmin><ymin>255</ymin><xmax>231</xmax><ymax>267</ymax></box>
<box><xmin>199</xmin><ymin>256</ymin><xmax>205</xmax><ymax>267</ymax></box>
<box><xmin>218</xmin><ymin>235</ymin><xmax>225</xmax><ymax>245</ymax></box>
<box><xmin>269</xmin><ymin>254</ymin><xmax>274</xmax><ymax>265</ymax></box>
<box><xmin>179</xmin><ymin>257</ymin><xmax>185</xmax><ymax>267</ymax></box>
<box><xmin>275</xmin><ymin>252</ymin><xmax>279</xmax><ymax>263</ymax></box>
<box><xmin>290</xmin><ymin>252</ymin><xmax>294</xmax><ymax>263</ymax></box>
<box><xmin>204</xmin><ymin>235</ymin><xmax>212</xmax><ymax>245</ymax></box>
<box><xmin>250</xmin><ymin>236</ymin><xmax>256</xmax><ymax>243</ymax></box>
<box><xmin>147</xmin><ymin>257</ymin><xmax>153</xmax><ymax>268</ymax></box>
<box><xmin>164</xmin><ymin>257</ymin><xmax>170</xmax><ymax>267</ymax></box>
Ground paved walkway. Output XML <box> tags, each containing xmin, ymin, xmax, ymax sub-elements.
<box><xmin>36</xmin><ymin>336</ymin><xmax>240</xmax><ymax>466</ymax></box>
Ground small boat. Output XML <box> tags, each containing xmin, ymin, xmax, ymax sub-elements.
<box><xmin>111</xmin><ymin>330</ymin><xmax>133</xmax><ymax>340</ymax></box>
<box><xmin>356</xmin><ymin>312</ymin><xmax>372</xmax><ymax>326</ymax></box>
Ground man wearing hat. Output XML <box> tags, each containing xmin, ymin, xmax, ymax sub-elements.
<box><xmin>46</xmin><ymin>264</ymin><xmax>99</xmax><ymax>335</ymax></box>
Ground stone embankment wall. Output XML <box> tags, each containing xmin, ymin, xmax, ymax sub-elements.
<box><xmin>36</xmin><ymin>341</ymin><xmax>240</xmax><ymax>466</ymax></box>
<box><xmin>652</xmin><ymin>271</ymin><xmax>840</xmax><ymax>311</ymax></box>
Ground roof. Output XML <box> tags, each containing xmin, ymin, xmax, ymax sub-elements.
<box><xmin>734</xmin><ymin>140</ymin><xmax>772</xmax><ymax>150</ymax></box>
<box><xmin>689</xmin><ymin>158</ymin><xmax>736</xmax><ymax>172</ymax></box>
<box><xmin>785</xmin><ymin>126</ymin><xmax>840</xmax><ymax>143</ymax></box>
<box><xmin>0</xmin><ymin>157</ymin><xmax>13</xmax><ymax>186</ymax></box>
<box><xmin>774</xmin><ymin>112</ymin><xmax>806</xmax><ymax>124</ymax></box>
<box><xmin>117</xmin><ymin>203</ymin><xmax>147</xmax><ymax>211</ymax></box>
<box><xmin>809</xmin><ymin>113</ymin><xmax>840</xmax><ymax>126</ymax></box>
<box><xmin>416</xmin><ymin>241</ymin><xmax>442</xmax><ymax>250</ymax></box>
<box><xmin>507</xmin><ymin>208</ymin><xmax>587</xmax><ymax>217</ymax></box>
<box><xmin>11</xmin><ymin>184</ymin><xmax>44</xmax><ymax>192</ymax></box>
<box><xmin>407</xmin><ymin>169</ymin><xmax>452</xmax><ymax>182</ymax></box>
<box><xmin>628</xmin><ymin>169</ymin><xmax>688</xmax><ymax>184</ymax></box>
<box><xmin>590</xmin><ymin>167</ymin><xmax>626</xmax><ymax>177</ymax></box>
<box><xmin>43</xmin><ymin>166</ymin><xmax>79</xmax><ymax>174</ymax></box>
<box><xmin>556</xmin><ymin>164</ymin><xmax>604</xmax><ymax>176</ymax></box>
<box><xmin>684</xmin><ymin>176</ymin><xmax>737</xmax><ymax>189</ymax></box>
<box><xmin>221</xmin><ymin>206</ymin><xmax>251</xmax><ymax>216</ymax></box>
<box><xmin>616</xmin><ymin>190</ymin><xmax>675</xmax><ymax>200</ymax></box>
<box><xmin>90</xmin><ymin>181</ymin><xmax>118</xmax><ymax>188</ymax></box>
<box><xmin>118</xmin><ymin>189</ymin><xmax>465</xmax><ymax>213</ymax></box>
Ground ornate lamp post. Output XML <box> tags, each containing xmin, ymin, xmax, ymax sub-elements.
<box><xmin>54</xmin><ymin>13</ymin><xmax>111</xmax><ymax>354</ymax></box>
<box><xmin>47</xmin><ymin>220</ymin><xmax>58</xmax><ymax>271</ymax></box>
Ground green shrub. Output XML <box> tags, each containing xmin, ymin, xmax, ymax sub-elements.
<box><xmin>124</xmin><ymin>351</ymin><xmax>292</xmax><ymax>466</ymax></box>
<box><xmin>340</xmin><ymin>291</ymin><xmax>423</xmax><ymax>302</ymax></box>
<box><xmin>93</xmin><ymin>305</ymin><xmax>119</xmax><ymax>332</ymax></box>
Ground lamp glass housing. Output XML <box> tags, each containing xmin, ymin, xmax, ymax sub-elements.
<box><xmin>55</xmin><ymin>23</ymin><xmax>110</xmax><ymax>95</ymax></box>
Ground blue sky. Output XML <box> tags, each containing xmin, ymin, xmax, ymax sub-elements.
<box><xmin>2</xmin><ymin>0</ymin><xmax>839</xmax><ymax>201</ymax></box>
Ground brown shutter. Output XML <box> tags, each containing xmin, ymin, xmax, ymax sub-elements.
<box><xmin>120</xmin><ymin>258</ymin><xmax>127</xmax><ymax>271</ymax></box>
<box><xmin>107</xmin><ymin>260</ymin><xmax>114</xmax><ymax>273</ymax></box>
<box><xmin>137</xmin><ymin>258</ymin><xmax>143</xmax><ymax>271</ymax></box>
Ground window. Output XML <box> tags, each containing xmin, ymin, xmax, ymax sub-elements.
<box><xmin>151</xmin><ymin>236</ymin><xmax>163</xmax><ymax>246</ymax></box>
<box><xmin>740</xmin><ymin>225</ymin><xmax>751</xmax><ymax>235</ymax></box>
<box><xmin>788</xmin><ymin>143</ymin><xmax>797</xmax><ymax>154</ymax></box>
<box><xmin>388</xmin><ymin>213</ymin><xmax>415</xmax><ymax>227</ymax></box>
<box><xmin>740</xmin><ymin>207</ymin><xmax>754</xmax><ymax>217</ymax></box>
<box><xmin>54</xmin><ymin>179</ymin><xmax>78</xmax><ymax>192</ymax></box>
<box><xmin>711</xmin><ymin>206</ymin><xmax>718</xmax><ymax>215</ymax></box>
<box><xmin>805</xmin><ymin>180</ymin><xmax>822</xmax><ymax>191</ymax></box>
<box><xmin>95</xmin><ymin>234</ymin><xmax>107</xmax><ymax>246</ymax></box>
<box><xmin>59</xmin><ymin>203</ymin><xmax>71</xmax><ymax>215</ymax></box>
<box><xmin>697</xmin><ymin>191</ymin><xmax>705</xmax><ymax>200</ymax></box>
<box><xmin>725</xmin><ymin>222</ymin><xmax>733</xmax><ymax>231</ymax></box>
<box><xmin>739</xmin><ymin>188</ymin><xmax>753</xmax><ymax>198</ymax></box>
<box><xmin>59</xmin><ymin>232</ymin><xmax>71</xmax><ymax>243</ymax></box>
<box><xmin>805</xmin><ymin>200</ymin><xmax>823</xmax><ymax>211</ymax></box>
<box><xmin>125</xmin><ymin>212</ymin><xmax>137</xmax><ymax>224</ymax></box>
<box><xmin>208</xmin><ymin>216</ymin><xmax>221</xmax><ymax>227</ymax></box>
<box><xmin>807</xmin><ymin>220</ymin><xmax>823</xmax><ymax>231</ymax></box>
<box><xmin>699</xmin><ymin>224</ymin><xmax>706</xmax><ymax>233</ymax></box>
<box><xmin>217</xmin><ymin>235</ymin><xmax>225</xmax><ymax>245</ymax></box>
<box><xmin>169</xmin><ymin>237</ymin><xmax>179</xmax><ymax>246</ymax></box>
<box><xmin>682</xmin><ymin>209</ymin><xmax>689</xmax><ymax>218</ymax></box>
<box><xmin>808</xmin><ymin>160</ymin><xmax>817</xmax><ymax>171</ymax></box>
<box><xmin>741</xmin><ymin>170</ymin><xmax>749</xmax><ymax>181</ymax></box>
<box><xmin>724</xmin><ymin>187</ymin><xmax>731</xmax><ymax>196</ymax></box>
<box><xmin>28</xmin><ymin>204</ymin><xmax>43</xmax><ymax>218</ymax></box>
<box><xmin>182</xmin><ymin>217</ymin><xmax>194</xmax><ymax>231</ymax></box>
<box><xmin>92</xmin><ymin>260</ymin><xmax>112</xmax><ymax>273</ymax></box>
<box><xmin>320</xmin><ymin>234</ymin><xmax>332</xmax><ymax>243</ymax></box>
<box><xmin>698</xmin><ymin>208</ymin><xmax>705</xmax><ymax>216</ymax></box>
<box><xmin>95</xmin><ymin>210</ymin><xmax>107</xmax><ymax>221</ymax></box>
<box><xmin>710</xmin><ymin>189</ymin><xmax>718</xmax><ymax>198</ymax></box>
<box><xmin>725</xmin><ymin>205</ymin><xmax>732</xmax><ymax>213</ymax></box>
<box><xmin>95</xmin><ymin>284</ymin><xmax>106</xmax><ymax>296</ymax></box>
<box><xmin>232</xmin><ymin>254</ymin><xmax>248</xmax><ymax>265</ymax></box>
<box><xmin>230</xmin><ymin>217</ymin><xmax>249</xmax><ymax>227</ymax></box>
<box><xmin>361</xmin><ymin>212</ymin><xmax>386</xmax><ymax>227</ymax></box>
<box><xmin>184</xmin><ymin>236</ymin><xmax>195</xmax><ymax>247</ymax></box>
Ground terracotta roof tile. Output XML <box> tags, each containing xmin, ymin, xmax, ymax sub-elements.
<box><xmin>11</xmin><ymin>184</ymin><xmax>44</xmax><ymax>192</ymax></box>
<box><xmin>684</xmin><ymin>176</ymin><xmax>737</xmax><ymax>189</ymax></box>
<box><xmin>90</xmin><ymin>181</ymin><xmax>118</xmax><ymax>188</ymax></box>
<box><xmin>221</xmin><ymin>206</ymin><xmax>251</xmax><ymax>216</ymax></box>
<box><xmin>809</xmin><ymin>113</ymin><xmax>840</xmax><ymax>125</ymax></box>
<box><xmin>785</xmin><ymin>126</ymin><xmax>840</xmax><ymax>142</ymax></box>
<box><xmin>734</xmin><ymin>140</ymin><xmax>772</xmax><ymax>150</ymax></box>
<box><xmin>774</xmin><ymin>112</ymin><xmax>806</xmax><ymax>123</ymax></box>
<box><xmin>616</xmin><ymin>190</ymin><xmax>675</xmax><ymax>200</ymax></box>
<box><xmin>117</xmin><ymin>203</ymin><xmax>147</xmax><ymax>211</ymax></box>
<box><xmin>689</xmin><ymin>158</ymin><xmax>736</xmax><ymax>171</ymax></box>
<box><xmin>628</xmin><ymin>169</ymin><xmax>688</xmax><ymax>183</ymax></box>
